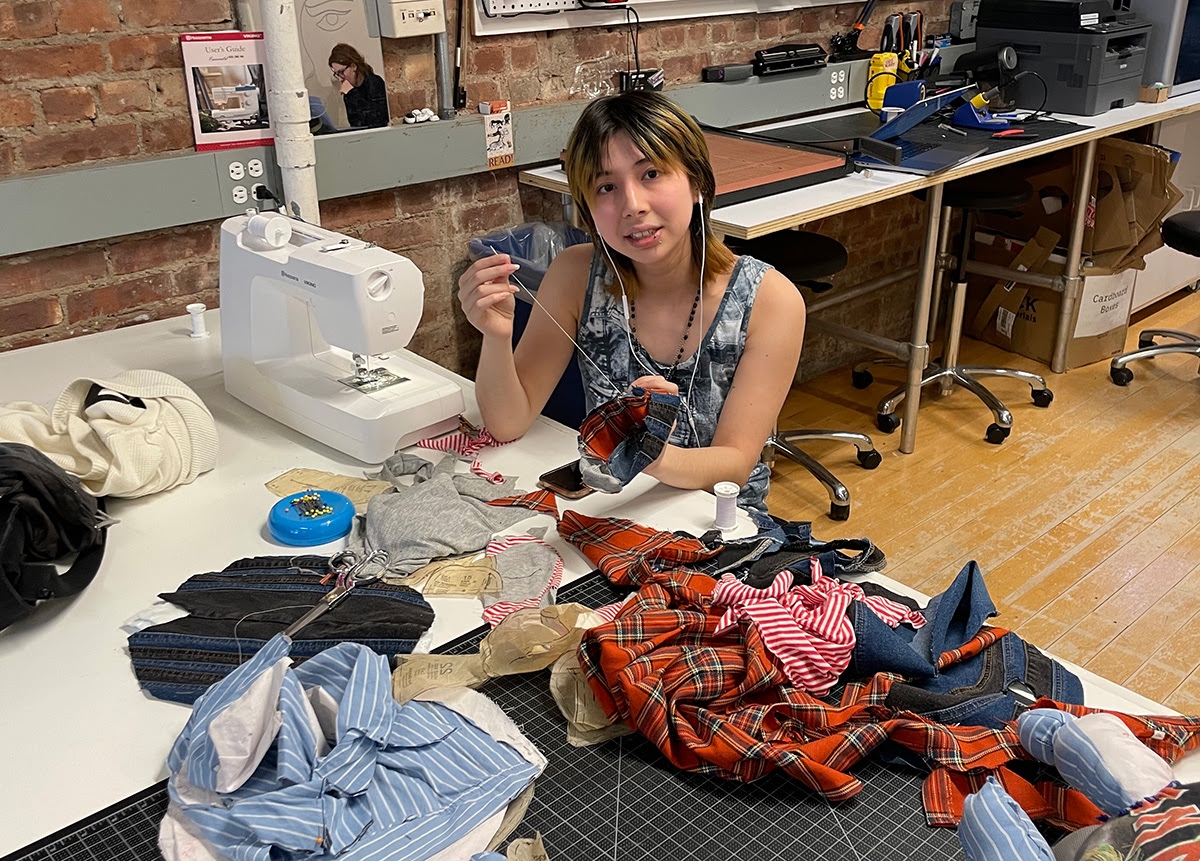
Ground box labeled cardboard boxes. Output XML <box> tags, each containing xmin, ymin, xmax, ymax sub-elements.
<box><xmin>967</xmin><ymin>230</ymin><xmax>1136</xmax><ymax>370</ymax></box>
<box><xmin>969</xmin><ymin>137</ymin><xmax>1181</xmax><ymax>369</ymax></box>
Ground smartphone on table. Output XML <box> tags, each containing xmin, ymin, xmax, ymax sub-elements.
<box><xmin>537</xmin><ymin>460</ymin><xmax>594</xmax><ymax>500</ymax></box>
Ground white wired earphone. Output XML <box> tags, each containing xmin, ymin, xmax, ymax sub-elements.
<box><xmin>599</xmin><ymin>190</ymin><xmax>707</xmax><ymax>440</ymax></box>
<box><xmin>489</xmin><ymin>191</ymin><xmax>709</xmax><ymax>440</ymax></box>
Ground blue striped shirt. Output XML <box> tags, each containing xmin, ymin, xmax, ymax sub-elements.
<box><xmin>166</xmin><ymin>634</ymin><xmax>542</xmax><ymax>860</ymax></box>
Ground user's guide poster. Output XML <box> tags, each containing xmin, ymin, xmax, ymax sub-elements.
<box><xmin>181</xmin><ymin>31</ymin><xmax>273</xmax><ymax>152</ymax></box>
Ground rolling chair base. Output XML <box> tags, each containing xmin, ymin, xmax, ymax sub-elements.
<box><xmin>860</xmin><ymin>364</ymin><xmax>1052</xmax><ymax>445</ymax></box>
<box><xmin>763</xmin><ymin>429</ymin><xmax>881</xmax><ymax>521</ymax></box>
<box><xmin>1109</xmin><ymin>329</ymin><xmax>1200</xmax><ymax>386</ymax></box>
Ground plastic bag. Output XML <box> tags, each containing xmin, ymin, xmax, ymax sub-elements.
<box><xmin>468</xmin><ymin>222</ymin><xmax>590</xmax><ymax>296</ymax></box>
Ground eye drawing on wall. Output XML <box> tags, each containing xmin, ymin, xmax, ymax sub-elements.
<box><xmin>301</xmin><ymin>0</ymin><xmax>355</xmax><ymax>31</ymax></box>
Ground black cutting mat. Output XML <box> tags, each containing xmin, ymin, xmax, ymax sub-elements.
<box><xmin>755</xmin><ymin>109</ymin><xmax>1089</xmax><ymax>160</ymax></box>
<box><xmin>2</xmin><ymin>781</ymin><xmax>169</xmax><ymax>861</ymax></box>
<box><xmin>444</xmin><ymin>573</ymin><xmax>965</xmax><ymax>861</ymax></box>
<box><xmin>4</xmin><ymin>574</ymin><xmax>964</xmax><ymax>861</ymax></box>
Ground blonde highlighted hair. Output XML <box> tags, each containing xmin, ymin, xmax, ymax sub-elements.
<box><xmin>563</xmin><ymin>90</ymin><xmax>736</xmax><ymax>301</ymax></box>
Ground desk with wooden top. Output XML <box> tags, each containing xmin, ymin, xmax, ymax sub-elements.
<box><xmin>520</xmin><ymin>91</ymin><xmax>1200</xmax><ymax>454</ymax></box>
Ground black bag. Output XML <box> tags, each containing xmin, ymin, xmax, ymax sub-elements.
<box><xmin>0</xmin><ymin>442</ymin><xmax>109</xmax><ymax>631</ymax></box>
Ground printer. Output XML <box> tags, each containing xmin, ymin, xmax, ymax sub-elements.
<box><xmin>975</xmin><ymin>0</ymin><xmax>1152</xmax><ymax>116</ymax></box>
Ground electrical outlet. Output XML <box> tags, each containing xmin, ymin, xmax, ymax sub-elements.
<box><xmin>215</xmin><ymin>148</ymin><xmax>279</xmax><ymax>216</ymax></box>
<box><xmin>378</xmin><ymin>0</ymin><xmax>446</xmax><ymax>37</ymax></box>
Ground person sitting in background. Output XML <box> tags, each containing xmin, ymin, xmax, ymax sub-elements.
<box><xmin>328</xmin><ymin>43</ymin><xmax>388</xmax><ymax>129</ymax></box>
<box><xmin>458</xmin><ymin>90</ymin><xmax>806</xmax><ymax>516</ymax></box>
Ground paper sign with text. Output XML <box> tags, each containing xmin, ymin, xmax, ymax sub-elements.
<box><xmin>485</xmin><ymin>109</ymin><xmax>514</xmax><ymax>170</ymax></box>
<box><xmin>181</xmin><ymin>31</ymin><xmax>273</xmax><ymax>152</ymax></box>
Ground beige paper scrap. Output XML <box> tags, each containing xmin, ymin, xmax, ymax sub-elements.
<box><xmin>506</xmin><ymin>833</ymin><xmax>550</xmax><ymax>861</ymax></box>
<box><xmin>265</xmin><ymin>468</ymin><xmax>392</xmax><ymax>507</ymax></box>
<box><xmin>392</xmin><ymin>654</ymin><xmax>487</xmax><ymax>704</ymax></box>
<box><xmin>409</xmin><ymin>556</ymin><xmax>502</xmax><ymax>596</ymax></box>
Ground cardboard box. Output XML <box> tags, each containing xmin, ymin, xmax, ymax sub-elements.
<box><xmin>976</xmin><ymin>138</ymin><xmax>1181</xmax><ymax>274</ymax></box>
<box><xmin>1140</xmin><ymin>84</ymin><xmax>1169</xmax><ymax>103</ymax></box>
<box><xmin>966</xmin><ymin>231</ymin><xmax>1135</xmax><ymax>370</ymax></box>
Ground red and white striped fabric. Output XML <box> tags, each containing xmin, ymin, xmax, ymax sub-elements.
<box><xmin>416</xmin><ymin>427</ymin><xmax>509</xmax><ymax>484</ymax></box>
<box><xmin>479</xmin><ymin>534</ymin><xmax>565</xmax><ymax>627</ymax></box>
<box><xmin>711</xmin><ymin>563</ymin><xmax>926</xmax><ymax>696</ymax></box>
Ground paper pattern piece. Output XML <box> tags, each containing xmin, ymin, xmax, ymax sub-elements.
<box><xmin>266</xmin><ymin>467</ymin><xmax>392</xmax><ymax>507</ymax></box>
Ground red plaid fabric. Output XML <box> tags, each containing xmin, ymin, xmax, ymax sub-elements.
<box><xmin>557</xmin><ymin>510</ymin><xmax>719</xmax><ymax>588</ymax></box>
<box><xmin>578</xmin><ymin>391</ymin><xmax>655</xmax><ymax>460</ymax></box>
<box><xmin>562</xmin><ymin>512</ymin><xmax>1200</xmax><ymax>829</ymax></box>
<box><xmin>577</xmin><ymin>575</ymin><xmax>1031</xmax><ymax>806</ymax></box>
<box><xmin>487</xmin><ymin>489</ymin><xmax>560</xmax><ymax>519</ymax></box>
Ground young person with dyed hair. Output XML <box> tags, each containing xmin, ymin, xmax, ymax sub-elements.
<box><xmin>458</xmin><ymin>90</ymin><xmax>805</xmax><ymax>513</ymax></box>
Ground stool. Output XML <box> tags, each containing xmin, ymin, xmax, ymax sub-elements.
<box><xmin>853</xmin><ymin>174</ymin><xmax>1054</xmax><ymax>445</ymax></box>
<box><xmin>1110</xmin><ymin>210</ymin><xmax>1200</xmax><ymax>385</ymax></box>
<box><xmin>728</xmin><ymin>231</ymin><xmax>881</xmax><ymax>521</ymax></box>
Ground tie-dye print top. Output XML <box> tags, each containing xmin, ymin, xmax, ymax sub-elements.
<box><xmin>575</xmin><ymin>251</ymin><xmax>773</xmax><ymax>512</ymax></box>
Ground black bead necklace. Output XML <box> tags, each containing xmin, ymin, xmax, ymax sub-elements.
<box><xmin>629</xmin><ymin>283</ymin><xmax>702</xmax><ymax>381</ymax></box>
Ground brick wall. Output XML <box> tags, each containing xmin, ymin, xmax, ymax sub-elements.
<box><xmin>0</xmin><ymin>0</ymin><xmax>952</xmax><ymax>379</ymax></box>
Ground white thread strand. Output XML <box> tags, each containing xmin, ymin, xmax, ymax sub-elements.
<box><xmin>481</xmin><ymin>242</ymin><xmax>623</xmax><ymax>399</ymax></box>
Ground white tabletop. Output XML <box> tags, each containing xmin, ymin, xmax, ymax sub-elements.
<box><xmin>0</xmin><ymin>312</ymin><xmax>1194</xmax><ymax>856</ymax></box>
<box><xmin>0</xmin><ymin>310</ymin><xmax>758</xmax><ymax>854</ymax></box>
<box><xmin>520</xmin><ymin>90</ymin><xmax>1200</xmax><ymax>239</ymax></box>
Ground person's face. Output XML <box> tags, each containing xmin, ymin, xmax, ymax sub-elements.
<box><xmin>330</xmin><ymin>62</ymin><xmax>355</xmax><ymax>84</ymax></box>
<box><xmin>587</xmin><ymin>133</ymin><xmax>696</xmax><ymax>268</ymax></box>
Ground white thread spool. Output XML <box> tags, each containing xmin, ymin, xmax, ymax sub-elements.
<box><xmin>245</xmin><ymin>213</ymin><xmax>292</xmax><ymax>249</ymax></box>
<box><xmin>186</xmin><ymin>303</ymin><xmax>209</xmax><ymax>339</ymax></box>
<box><xmin>713</xmin><ymin>481</ymin><xmax>739</xmax><ymax>530</ymax></box>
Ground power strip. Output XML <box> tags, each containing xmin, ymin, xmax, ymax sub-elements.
<box><xmin>482</xmin><ymin>0</ymin><xmax>578</xmax><ymax>13</ymax></box>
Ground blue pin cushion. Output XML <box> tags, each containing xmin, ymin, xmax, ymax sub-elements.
<box><xmin>268</xmin><ymin>489</ymin><xmax>355</xmax><ymax>546</ymax></box>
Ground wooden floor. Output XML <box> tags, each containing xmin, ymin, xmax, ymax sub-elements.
<box><xmin>767</xmin><ymin>289</ymin><xmax>1200</xmax><ymax>715</ymax></box>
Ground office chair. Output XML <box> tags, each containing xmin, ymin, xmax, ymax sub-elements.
<box><xmin>854</xmin><ymin>173</ymin><xmax>1054</xmax><ymax>444</ymax></box>
<box><xmin>1110</xmin><ymin>210</ymin><xmax>1200</xmax><ymax>385</ymax></box>
<box><xmin>727</xmin><ymin>231</ymin><xmax>882</xmax><ymax>521</ymax></box>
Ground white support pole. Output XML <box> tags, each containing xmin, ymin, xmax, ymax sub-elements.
<box><xmin>260</xmin><ymin>0</ymin><xmax>321</xmax><ymax>224</ymax></box>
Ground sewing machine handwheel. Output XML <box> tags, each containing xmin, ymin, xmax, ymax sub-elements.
<box><xmin>268</xmin><ymin>489</ymin><xmax>355</xmax><ymax>546</ymax></box>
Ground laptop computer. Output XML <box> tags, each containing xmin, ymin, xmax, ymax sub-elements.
<box><xmin>855</xmin><ymin>85</ymin><xmax>987</xmax><ymax>175</ymax></box>
<box><xmin>748</xmin><ymin>85</ymin><xmax>986</xmax><ymax>177</ymax></box>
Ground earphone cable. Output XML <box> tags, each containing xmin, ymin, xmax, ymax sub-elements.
<box><xmin>482</xmin><ymin>242</ymin><xmax>623</xmax><ymax>398</ymax></box>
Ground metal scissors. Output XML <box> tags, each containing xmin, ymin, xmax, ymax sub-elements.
<box><xmin>282</xmin><ymin>549</ymin><xmax>388</xmax><ymax>640</ymax></box>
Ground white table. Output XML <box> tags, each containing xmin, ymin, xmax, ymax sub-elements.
<box><xmin>520</xmin><ymin>91</ymin><xmax>1200</xmax><ymax>452</ymax></box>
<box><xmin>0</xmin><ymin>312</ymin><xmax>1194</xmax><ymax>857</ymax></box>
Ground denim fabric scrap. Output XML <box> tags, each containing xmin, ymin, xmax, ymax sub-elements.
<box><xmin>886</xmin><ymin>631</ymin><xmax>1085</xmax><ymax>729</ymax></box>
<box><xmin>127</xmin><ymin>555</ymin><xmax>434</xmax><ymax>705</ymax></box>
<box><xmin>703</xmin><ymin>518</ymin><xmax>887</xmax><ymax>586</ymax></box>
<box><xmin>578</xmin><ymin>388</ymin><xmax>680</xmax><ymax>493</ymax></box>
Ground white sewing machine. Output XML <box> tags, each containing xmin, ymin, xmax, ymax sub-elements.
<box><xmin>210</xmin><ymin>85</ymin><xmax>261</xmax><ymax>123</ymax></box>
<box><xmin>219</xmin><ymin>213</ymin><xmax>464</xmax><ymax>463</ymax></box>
